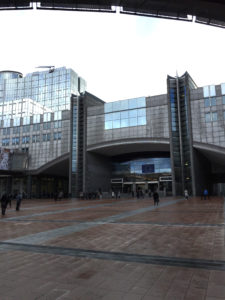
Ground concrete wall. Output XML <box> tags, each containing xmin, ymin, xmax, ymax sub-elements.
<box><xmin>85</xmin><ymin>152</ymin><xmax>111</xmax><ymax>192</ymax></box>
<box><xmin>86</xmin><ymin>94</ymin><xmax>169</xmax><ymax>147</ymax></box>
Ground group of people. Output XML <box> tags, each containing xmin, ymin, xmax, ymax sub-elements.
<box><xmin>1</xmin><ymin>192</ymin><xmax>23</xmax><ymax>216</ymax></box>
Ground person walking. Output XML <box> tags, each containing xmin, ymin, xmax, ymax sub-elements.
<box><xmin>184</xmin><ymin>189</ymin><xmax>189</xmax><ymax>200</ymax></box>
<box><xmin>1</xmin><ymin>193</ymin><xmax>8</xmax><ymax>216</ymax></box>
<box><xmin>203</xmin><ymin>188</ymin><xmax>208</xmax><ymax>200</ymax></box>
<box><xmin>16</xmin><ymin>193</ymin><xmax>22</xmax><ymax>211</ymax></box>
<box><xmin>153</xmin><ymin>191</ymin><xmax>160</xmax><ymax>206</ymax></box>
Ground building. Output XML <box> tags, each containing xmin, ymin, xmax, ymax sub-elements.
<box><xmin>0</xmin><ymin>69</ymin><xmax>225</xmax><ymax>198</ymax></box>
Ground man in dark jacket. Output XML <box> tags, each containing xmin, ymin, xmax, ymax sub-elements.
<box><xmin>1</xmin><ymin>193</ymin><xmax>8</xmax><ymax>216</ymax></box>
<box><xmin>153</xmin><ymin>191</ymin><xmax>160</xmax><ymax>206</ymax></box>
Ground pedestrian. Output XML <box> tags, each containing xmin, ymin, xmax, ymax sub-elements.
<box><xmin>1</xmin><ymin>193</ymin><xmax>8</xmax><ymax>216</ymax></box>
<box><xmin>118</xmin><ymin>190</ymin><xmax>121</xmax><ymax>199</ymax></box>
<box><xmin>153</xmin><ymin>191</ymin><xmax>160</xmax><ymax>206</ymax></box>
<box><xmin>16</xmin><ymin>193</ymin><xmax>22</xmax><ymax>211</ymax></box>
<box><xmin>54</xmin><ymin>191</ymin><xmax>58</xmax><ymax>202</ymax></box>
<box><xmin>203</xmin><ymin>188</ymin><xmax>208</xmax><ymax>200</ymax></box>
<box><xmin>112</xmin><ymin>190</ymin><xmax>115</xmax><ymax>199</ymax></box>
<box><xmin>58</xmin><ymin>191</ymin><xmax>63</xmax><ymax>200</ymax></box>
<box><xmin>184</xmin><ymin>189</ymin><xmax>189</xmax><ymax>200</ymax></box>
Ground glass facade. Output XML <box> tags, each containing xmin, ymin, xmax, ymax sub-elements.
<box><xmin>104</xmin><ymin>97</ymin><xmax>146</xmax><ymax>130</ymax></box>
<box><xmin>112</xmin><ymin>158</ymin><xmax>171</xmax><ymax>176</ymax></box>
<box><xmin>0</xmin><ymin>67</ymin><xmax>82</xmax><ymax>122</ymax></box>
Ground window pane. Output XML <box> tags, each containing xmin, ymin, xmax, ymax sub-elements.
<box><xmin>105</xmin><ymin>121</ymin><xmax>112</xmax><ymax>129</ymax></box>
<box><xmin>204</xmin><ymin>98</ymin><xmax>210</xmax><ymax>107</ymax></box>
<box><xmin>211</xmin><ymin>97</ymin><xmax>216</xmax><ymax>106</ymax></box>
<box><xmin>112</xmin><ymin>120</ymin><xmax>120</xmax><ymax>129</ymax></box>
<box><xmin>203</xmin><ymin>86</ymin><xmax>209</xmax><ymax>98</ymax></box>
<box><xmin>221</xmin><ymin>83</ymin><xmax>225</xmax><ymax>95</ymax></box>
<box><xmin>137</xmin><ymin>97</ymin><xmax>146</xmax><ymax>108</ymax></box>
<box><xmin>112</xmin><ymin>112</ymin><xmax>120</xmax><ymax>120</ymax></box>
<box><xmin>212</xmin><ymin>112</ymin><xmax>217</xmax><ymax>121</ymax></box>
<box><xmin>138</xmin><ymin>116</ymin><xmax>146</xmax><ymax>125</ymax></box>
<box><xmin>129</xmin><ymin>117</ymin><xmax>138</xmax><ymax>126</ymax></box>
<box><xmin>120</xmin><ymin>111</ymin><xmax>128</xmax><ymax>119</ymax></box>
<box><xmin>137</xmin><ymin>108</ymin><xmax>146</xmax><ymax>117</ymax></box>
<box><xmin>128</xmin><ymin>98</ymin><xmax>137</xmax><ymax>109</ymax></box>
<box><xmin>205</xmin><ymin>113</ymin><xmax>211</xmax><ymax>122</ymax></box>
<box><xmin>105</xmin><ymin>113</ymin><xmax>113</xmax><ymax>121</ymax></box>
<box><xmin>112</xmin><ymin>101</ymin><xmax>121</xmax><ymax>111</ymax></box>
<box><xmin>120</xmin><ymin>119</ymin><xmax>129</xmax><ymax>128</ymax></box>
<box><xmin>210</xmin><ymin>85</ymin><xmax>216</xmax><ymax>97</ymax></box>
<box><xmin>129</xmin><ymin>109</ymin><xmax>138</xmax><ymax>118</ymax></box>
<box><xmin>104</xmin><ymin>103</ymin><xmax>112</xmax><ymax>113</ymax></box>
<box><xmin>120</xmin><ymin>100</ymin><xmax>128</xmax><ymax>111</ymax></box>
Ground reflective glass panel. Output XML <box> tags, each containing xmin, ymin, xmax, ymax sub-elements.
<box><xmin>112</xmin><ymin>120</ymin><xmax>120</xmax><ymax>129</ymax></box>
<box><xmin>212</xmin><ymin>112</ymin><xmax>218</xmax><ymax>121</ymax></box>
<box><xmin>104</xmin><ymin>102</ymin><xmax>112</xmax><ymax>113</ymax></box>
<box><xmin>129</xmin><ymin>109</ymin><xmax>138</xmax><ymax>118</ymax></box>
<box><xmin>112</xmin><ymin>101</ymin><xmax>121</xmax><ymax>111</ymax></box>
<box><xmin>211</xmin><ymin>97</ymin><xmax>216</xmax><ymax>106</ymax></box>
<box><xmin>138</xmin><ymin>116</ymin><xmax>146</xmax><ymax>125</ymax></box>
<box><xmin>105</xmin><ymin>121</ymin><xmax>112</xmax><ymax>129</ymax></box>
<box><xmin>121</xmin><ymin>119</ymin><xmax>129</xmax><ymax>128</ymax></box>
<box><xmin>120</xmin><ymin>100</ymin><xmax>129</xmax><ymax>110</ymax></box>
<box><xmin>210</xmin><ymin>85</ymin><xmax>216</xmax><ymax>97</ymax></box>
<box><xmin>120</xmin><ymin>111</ymin><xmax>129</xmax><ymax>119</ymax></box>
<box><xmin>205</xmin><ymin>113</ymin><xmax>211</xmax><ymax>122</ymax></box>
<box><xmin>137</xmin><ymin>97</ymin><xmax>146</xmax><ymax>108</ymax></box>
<box><xmin>221</xmin><ymin>83</ymin><xmax>225</xmax><ymax>95</ymax></box>
<box><xmin>128</xmin><ymin>98</ymin><xmax>137</xmax><ymax>109</ymax></box>
<box><xmin>204</xmin><ymin>98</ymin><xmax>210</xmax><ymax>107</ymax></box>
<box><xmin>129</xmin><ymin>117</ymin><xmax>138</xmax><ymax>126</ymax></box>
<box><xmin>203</xmin><ymin>86</ymin><xmax>209</xmax><ymax>98</ymax></box>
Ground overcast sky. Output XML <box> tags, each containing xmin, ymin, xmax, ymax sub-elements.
<box><xmin>1</xmin><ymin>7</ymin><xmax>225</xmax><ymax>102</ymax></box>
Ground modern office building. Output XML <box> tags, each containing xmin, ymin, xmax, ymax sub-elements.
<box><xmin>0</xmin><ymin>68</ymin><xmax>225</xmax><ymax>198</ymax></box>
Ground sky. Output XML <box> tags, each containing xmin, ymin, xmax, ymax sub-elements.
<box><xmin>1</xmin><ymin>6</ymin><xmax>225</xmax><ymax>102</ymax></box>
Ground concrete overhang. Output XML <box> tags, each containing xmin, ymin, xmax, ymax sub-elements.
<box><xmin>87</xmin><ymin>138</ymin><xmax>170</xmax><ymax>157</ymax></box>
<box><xmin>28</xmin><ymin>152</ymin><xmax>70</xmax><ymax>177</ymax></box>
<box><xmin>193</xmin><ymin>142</ymin><xmax>225</xmax><ymax>167</ymax></box>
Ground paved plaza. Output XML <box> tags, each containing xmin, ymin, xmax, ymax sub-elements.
<box><xmin>0</xmin><ymin>196</ymin><xmax>225</xmax><ymax>300</ymax></box>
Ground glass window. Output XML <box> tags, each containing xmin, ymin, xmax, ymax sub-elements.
<box><xmin>120</xmin><ymin>111</ymin><xmax>129</xmax><ymax>119</ymax></box>
<box><xmin>23</xmin><ymin>116</ymin><xmax>30</xmax><ymax>125</ymax></box>
<box><xmin>3</xmin><ymin>128</ymin><xmax>10</xmax><ymax>135</ymax></box>
<box><xmin>120</xmin><ymin>100</ymin><xmax>129</xmax><ymax>111</ymax></box>
<box><xmin>33</xmin><ymin>114</ymin><xmax>40</xmax><ymax>124</ymax></box>
<box><xmin>22</xmin><ymin>136</ymin><xmax>30</xmax><ymax>144</ymax></box>
<box><xmin>223</xmin><ymin>95</ymin><xmax>225</xmax><ymax>105</ymax></box>
<box><xmin>129</xmin><ymin>109</ymin><xmax>138</xmax><ymax>118</ymax></box>
<box><xmin>105</xmin><ymin>121</ymin><xmax>112</xmax><ymax>130</ymax></box>
<box><xmin>23</xmin><ymin>125</ymin><xmax>30</xmax><ymax>133</ymax></box>
<box><xmin>137</xmin><ymin>97</ymin><xmax>146</xmax><ymax>108</ymax></box>
<box><xmin>129</xmin><ymin>117</ymin><xmax>138</xmax><ymax>126</ymax></box>
<box><xmin>54</xmin><ymin>111</ymin><xmax>62</xmax><ymax>121</ymax></box>
<box><xmin>120</xmin><ymin>119</ymin><xmax>129</xmax><ymax>128</ymax></box>
<box><xmin>224</xmin><ymin>111</ymin><xmax>225</xmax><ymax>120</ymax></box>
<box><xmin>211</xmin><ymin>97</ymin><xmax>216</xmax><ymax>106</ymax></box>
<box><xmin>32</xmin><ymin>135</ymin><xmax>40</xmax><ymax>143</ymax></box>
<box><xmin>104</xmin><ymin>102</ymin><xmax>112</xmax><ymax>113</ymax></box>
<box><xmin>43</xmin><ymin>122</ymin><xmax>51</xmax><ymax>130</ymax></box>
<box><xmin>112</xmin><ymin>120</ymin><xmax>120</xmax><ymax>129</ymax></box>
<box><xmin>221</xmin><ymin>83</ymin><xmax>225</xmax><ymax>95</ymax></box>
<box><xmin>205</xmin><ymin>113</ymin><xmax>211</xmax><ymax>122</ymax></box>
<box><xmin>137</xmin><ymin>108</ymin><xmax>146</xmax><ymax>117</ymax></box>
<box><xmin>2</xmin><ymin>138</ymin><xmax>10</xmax><ymax>146</ymax></box>
<box><xmin>3</xmin><ymin>119</ymin><xmax>10</xmax><ymax>128</ymax></box>
<box><xmin>112</xmin><ymin>101</ymin><xmax>121</xmax><ymax>111</ymax></box>
<box><xmin>33</xmin><ymin>124</ymin><xmax>40</xmax><ymax>131</ymax></box>
<box><xmin>43</xmin><ymin>112</ymin><xmax>51</xmax><ymax>122</ymax></box>
<box><xmin>204</xmin><ymin>98</ymin><xmax>210</xmax><ymax>107</ymax></box>
<box><xmin>43</xmin><ymin>133</ymin><xmax>51</xmax><ymax>141</ymax></box>
<box><xmin>54</xmin><ymin>120</ymin><xmax>61</xmax><ymax>128</ymax></box>
<box><xmin>112</xmin><ymin>112</ymin><xmax>120</xmax><ymax>120</ymax></box>
<box><xmin>128</xmin><ymin>98</ymin><xmax>137</xmax><ymax>109</ymax></box>
<box><xmin>210</xmin><ymin>85</ymin><xmax>216</xmax><ymax>97</ymax></box>
<box><xmin>12</xmin><ymin>137</ymin><xmax>20</xmax><ymax>145</ymax></box>
<box><xmin>203</xmin><ymin>86</ymin><xmax>209</xmax><ymax>98</ymax></box>
<box><xmin>105</xmin><ymin>113</ymin><xmax>113</xmax><ymax>121</ymax></box>
<box><xmin>13</xmin><ymin>126</ymin><xmax>20</xmax><ymax>134</ymax></box>
<box><xmin>54</xmin><ymin>132</ymin><xmax>61</xmax><ymax>140</ymax></box>
<box><xmin>13</xmin><ymin>117</ymin><xmax>20</xmax><ymax>126</ymax></box>
<box><xmin>138</xmin><ymin>116</ymin><xmax>146</xmax><ymax>125</ymax></box>
<box><xmin>212</xmin><ymin>112</ymin><xmax>218</xmax><ymax>121</ymax></box>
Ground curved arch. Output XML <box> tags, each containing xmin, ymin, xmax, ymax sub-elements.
<box><xmin>29</xmin><ymin>152</ymin><xmax>70</xmax><ymax>176</ymax></box>
<box><xmin>87</xmin><ymin>138</ymin><xmax>170</xmax><ymax>156</ymax></box>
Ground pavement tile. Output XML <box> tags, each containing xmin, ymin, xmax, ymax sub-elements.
<box><xmin>0</xmin><ymin>196</ymin><xmax>224</xmax><ymax>299</ymax></box>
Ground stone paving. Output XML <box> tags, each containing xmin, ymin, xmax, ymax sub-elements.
<box><xmin>0</xmin><ymin>196</ymin><xmax>224</xmax><ymax>299</ymax></box>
